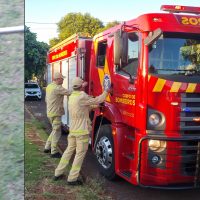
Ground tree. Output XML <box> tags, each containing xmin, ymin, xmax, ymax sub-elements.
<box><xmin>49</xmin><ymin>12</ymin><xmax>103</xmax><ymax>47</ymax></box>
<box><xmin>97</xmin><ymin>21</ymin><xmax>120</xmax><ymax>33</ymax></box>
<box><xmin>25</xmin><ymin>26</ymin><xmax>49</xmax><ymax>84</ymax></box>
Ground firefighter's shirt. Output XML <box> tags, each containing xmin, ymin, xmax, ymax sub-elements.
<box><xmin>68</xmin><ymin>90</ymin><xmax>108</xmax><ymax>135</ymax></box>
<box><xmin>46</xmin><ymin>82</ymin><xmax>70</xmax><ymax>117</ymax></box>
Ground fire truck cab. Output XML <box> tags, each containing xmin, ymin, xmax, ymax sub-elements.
<box><xmin>89</xmin><ymin>5</ymin><xmax>200</xmax><ymax>188</ymax></box>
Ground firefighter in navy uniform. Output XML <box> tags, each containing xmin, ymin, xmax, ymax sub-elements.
<box><xmin>44</xmin><ymin>72</ymin><xmax>71</xmax><ymax>158</ymax></box>
<box><xmin>54</xmin><ymin>77</ymin><xmax>110</xmax><ymax>185</ymax></box>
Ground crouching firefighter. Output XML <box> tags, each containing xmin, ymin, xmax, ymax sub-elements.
<box><xmin>54</xmin><ymin>77</ymin><xmax>110</xmax><ymax>185</ymax></box>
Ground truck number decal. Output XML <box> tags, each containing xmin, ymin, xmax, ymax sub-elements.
<box><xmin>181</xmin><ymin>16</ymin><xmax>200</xmax><ymax>26</ymax></box>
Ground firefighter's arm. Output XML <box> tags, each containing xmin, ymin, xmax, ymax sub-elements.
<box><xmin>81</xmin><ymin>91</ymin><xmax>108</xmax><ymax>106</ymax></box>
<box><xmin>56</xmin><ymin>86</ymin><xmax>71</xmax><ymax>96</ymax></box>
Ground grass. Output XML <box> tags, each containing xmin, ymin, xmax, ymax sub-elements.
<box><xmin>25</xmin><ymin>119</ymin><xmax>113</xmax><ymax>200</ymax></box>
<box><xmin>0</xmin><ymin>0</ymin><xmax>24</xmax><ymax>199</ymax></box>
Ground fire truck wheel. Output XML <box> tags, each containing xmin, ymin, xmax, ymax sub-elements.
<box><xmin>95</xmin><ymin>124</ymin><xmax>116</xmax><ymax>180</ymax></box>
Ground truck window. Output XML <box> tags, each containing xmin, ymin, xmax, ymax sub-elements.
<box><xmin>119</xmin><ymin>32</ymin><xmax>139</xmax><ymax>77</ymax></box>
<box><xmin>148</xmin><ymin>33</ymin><xmax>200</xmax><ymax>80</ymax></box>
<box><xmin>96</xmin><ymin>41</ymin><xmax>107</xmax><ymax>68</ymax></box>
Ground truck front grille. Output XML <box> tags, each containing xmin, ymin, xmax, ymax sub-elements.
<box><xmin>139</xmin><ymin>137</ymin><xmax>200</xmax><ymax>188</ymax></box>
<box><xmin>180</xmin><ymin>93</ymin><xmax>200</xmax><ymax>135</ymax></box>
<box><xmin>181</xmin><ymin>140</ymin><xmax>200</xmax><ymax>178</ymax></box>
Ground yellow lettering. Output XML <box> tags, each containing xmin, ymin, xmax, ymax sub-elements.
<box><xmin>115</xmin><ymin>97</ymin><xmax>135</xmax><ymax>106</ymax></box>
<box><xmin>51</xmin><ymin>50</ymin><xmax>68</xmax><ymax>61</ymax></box>
<box><xmin>181</xmin><ymin>16</ymin><xmax>200</xmax><ymax>26</ymax></box>
<box><xmin>181</xmin><ymin>16</ymin><xmax>189</xmax><ymax>25</ymax></box>
<box><xmin>189</xmin><ymin>17</ymin><xmax>198</xmax><ymax>25</ymax></box>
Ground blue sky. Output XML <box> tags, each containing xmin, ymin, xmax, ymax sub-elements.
<box><xmin>25</xmin><ymin>0</ymin><xmax>200</xmax><ymax>44</ymax></box>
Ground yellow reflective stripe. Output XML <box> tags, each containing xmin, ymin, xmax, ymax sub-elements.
<box><xmin>148</xmin><ymin>75</ymin><xmax>151</xmax><ymax>81</ymax></box>
<box><xmin>71</xmin><ymin>91</ymin><xmax>81</xmax><ymax>96</ymax></box>
<box><xmin>98</xmin><ymin>68</ymin><xmax>104</xmax><ymax>87</ymax></box>
<box><xmin>47</xmin><ymin>135</ymin><xmax>52</xmax><ymax>142</ymax></box>
<box><xmin>71</xmin><ymin>165</ymin><xmax>81</xmax><ymax>171</ymax></box>
<box><xmin>186</xmin><ymin>83</ymin><xmax>196</xmax><ymax>93</ymax></box>
<box><xmin>53</xmin><ymin>120</ymin><xmax>61</xmax><ymax>125</ymax></box>
<box><xmin>46</xmin><ymin>84</ymin><xmax>56</xmax><ymax>93</ymax></box>
<box><xmin>170</xmin><ymin>82</ymin><xmax>182</xmax><ymax>92</ymax></box>
<box><xmin>69</xmin><ymin>92</ymin><xmax>81</xmax><ymax>104</ymax></box>
<box><xmin>82</xmin><ymin>138</ymin><xmax>89</xmax><ymax>143</ymax></box>
<box><xmin>70</xmin><ymin>130</ymin><xmax>88</xmax><ymax>134</ymax></box>
<box><xmin>47</xmin><ymin>112</ymin><xmax>57</xmax><ymax>117</ymax></box>
<box><xmin>153</xmin><ymin>78</ymin><xmax>166</xmax><ymax>92</ymax></box>
<box><xmin>60</xmin><ymin>158</ymin><xmax>69</xmax><ymax>165</ymax></box>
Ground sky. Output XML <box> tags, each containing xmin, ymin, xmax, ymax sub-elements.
<box><xmin>25</xmin><ymin>0</ymin><xmax>200</xmax><ymax>44</ymax></box>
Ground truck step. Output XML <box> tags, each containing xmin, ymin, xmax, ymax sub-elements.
<box><xmin>120</xmin><ymin>171</ymin><xmax>132</xmax><ymax>179</ymax></box>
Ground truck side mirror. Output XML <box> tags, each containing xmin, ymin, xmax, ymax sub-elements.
<box><xmin>114</xmin><ymin>31</ymin><xmax>122</xmax><ymax>65</ymax></box>
<box><xmin>144</xmin><ymin>28</ymin><xmax>163</xmax><ymax>46</ymax></box>
<box><xmin>114</xmin><ymin>31</ymin><xmax>128</xmax><ymax>66</ymax></box>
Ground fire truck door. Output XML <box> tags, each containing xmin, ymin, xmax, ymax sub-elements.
<box><xmin>113</xmin><ymin>32</ymin><xmax>139</xmax><ymax>126</ymax></box>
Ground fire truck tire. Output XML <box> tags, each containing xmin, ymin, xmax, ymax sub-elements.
<box><xmin>95</xmin><ymin>124</ymin><xmax>116</xmax><ymax>180</ymax></box>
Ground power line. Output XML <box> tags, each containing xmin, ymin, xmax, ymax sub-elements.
<box><xmin>26</xmin><ymin>21</ymin><xmax>121</xmax><ymax>25</ymax></box>
<box><xmin>26</xmin><ymin>21</ymin><xmax>56</xmax><ymax>24</ymax></box>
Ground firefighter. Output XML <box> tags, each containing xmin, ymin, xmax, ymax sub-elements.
<box><xmin>54</xmin><ymin>76</ymin><xmax>110</xmax><ymax>185</ymax></box>
<box><xmin>44</xmin><ymin>72</ymin><xmax>71</xmax><ymax>158</ymax></box>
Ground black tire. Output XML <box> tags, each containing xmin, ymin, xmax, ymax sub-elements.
<box><xmin>95</xmin><ymin>124</ymin><xmax>116</xmax><ymax>180</ymax></box>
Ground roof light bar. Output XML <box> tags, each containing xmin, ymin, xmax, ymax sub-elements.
<box><xmin>161</xmin><ymin>5</ymin><xmax>200</xmax><ymax>14</ymax></box>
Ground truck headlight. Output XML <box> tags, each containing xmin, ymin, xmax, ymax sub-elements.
<box><xmin>147</xmin><ymin>109</ymin><xmax>166</xmax><ymax>130</ymax></box>
<box><xmin>149</xmin><ymin>113</ymin><xmax>161</xmax><ymax>126</ymax></box>
<box><xmin>148</xmin><ymin>140</ymin><xmax>166</xmax><ymax>152</ymax></box>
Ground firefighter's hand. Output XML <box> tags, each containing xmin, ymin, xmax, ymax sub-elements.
<box><xmin>105</xmin><ymin>88</ymin><xmax>111</xmax><ymax>93</ymax></box>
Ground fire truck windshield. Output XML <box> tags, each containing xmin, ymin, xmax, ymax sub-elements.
<box><xmin>148</xmin><ymin>33</ymin><xmax>200</xmax><ymax>81</ymax></box>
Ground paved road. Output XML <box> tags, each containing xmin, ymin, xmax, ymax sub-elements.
<box><xmin>25</xmin><ymin>93</ymin><xmax>200</xmax><ymax>200</ymax></box>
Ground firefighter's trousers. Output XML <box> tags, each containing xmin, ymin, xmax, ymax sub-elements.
<box><xmin>45</xmin><ymin>116</ymin><xmax>61</xmax><ymax>154</ymax></box>
<box><xmin>55</xmin><ymin>134</ymin><xmax>89</xmax><ymax>182</ymax></box>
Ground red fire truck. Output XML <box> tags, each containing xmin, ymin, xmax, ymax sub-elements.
<box><xmin>47</xmin><ymin>5</ymin><xmax>200</xmax><ymax>188</ymax></box>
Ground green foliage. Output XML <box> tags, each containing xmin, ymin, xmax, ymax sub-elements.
<box><xmin>97</xmin><ymin>20</ymin><xmax>120</xmax><ymax>33</ymax></box>
<box><xmin>58</xmin><ymin>12</ymin><xmax>103</xmax><ymax>38</ymax></box>
<box><xmin>50</xmin><ymin>12</ymin><xmax>119</xmax><ymax>47</ymax></box>
<box><xmin>49</xmin><ymin>12</ymin><xmax>120</xmax><ymax>47</ymax></box>
<box><xmin>49</xmin><ymin>37</ymin><xmax>60</xmax><ymax>48</ymax></box>
<box><xmin>25</xmin><ymin>26</ymin><xmax>49</xmax><ymax>82</ymax></box>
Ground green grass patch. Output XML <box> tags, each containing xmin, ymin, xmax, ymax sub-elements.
<box><xmin>25</xmin><ymin>139</ymin><xmax>51</xmax><ymax>183</ymax></box>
